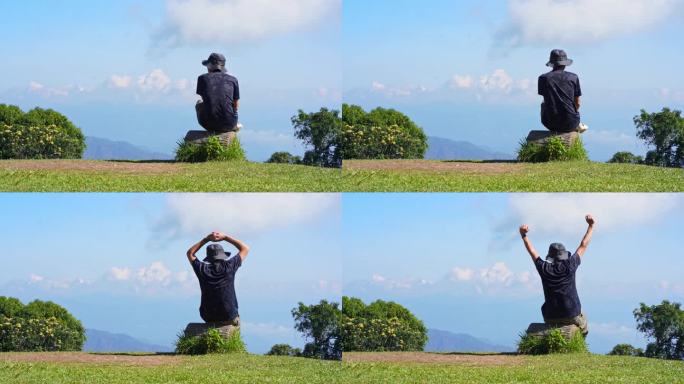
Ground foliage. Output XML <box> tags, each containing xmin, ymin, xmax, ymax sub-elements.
<box><xmin>339</xmin><ymin>104</ymin><xmax>428</xmax><ymax>160</ymax></box>
<box><xmin>175</xmin><ymin>136</ymin><xmax>246</xmax><ymax>163</ymax></box>
<box><xmin>609</xmin><ymin>151</ymin><xmax>644</xmax><ymax>164</ymax></box>
<box><xmin>341</xmin><ymin>296</ymin><xmax>427</xmax><ymax>352</ymax></box>
<box><xmin>292</xmin><ymin>108</ymin><xmax>342</xmax><ymax>168</ymax></box>
<box><xmin>0</xmin><ymin>105</ymin><xmax>85</xmax><ymax>159</ymax></box>
<box><xmin>291</xmin><ymin>300</ymin><xmax>341</xmax><ymax>360</ymax></box>
<box><xmin>0</xmin><ymin>297</ymin><xmax>85</xmax><ymax>352</ymax></box>
<box><xmin>266</xmin><ymin>151</ymin><xmax>302</xmax><ymax>165</ymax></box>
<box><xmin>609</xmin><ymin>343</ymin><xmax>644</xmax><ymax>357</ymax></box>
<box><xmin>634</xmin><ymin>108</ymin><xmax>684</xmax><ymax>168</ymax></box>
<box><xmin>517</xmin><ymin>329</ymin><xmax>588</xmax><ymax>355</ymax></box>
<box><xmin>175</xmin><ymin>328</ymin><xmax>246</xmax><ymax>355</ymax></box>
<box><xmin>517</xmin><ymin>136</ymin><xmax>588</xmax><ymax>162</ymax></box>
<box><xmin>266</xmin><ymin>343</ymin><xmax>302</xmax><ymax>357</ymax></box>
<box><xmin>634</xmin><ymin>300</ymin><xmax>684</xmax><ymax>360</ymax></box>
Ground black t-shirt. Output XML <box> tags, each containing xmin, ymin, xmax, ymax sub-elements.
<box><xmin>538</xmin><ymin>70</ymin><xmax>582</xmax><ymax>132</ymax></box>
<box><xmin>191</xmin><ymin>256</ymin><xmax>242</xmax><ymax>322</ymax></box>
<box><xmin>196</xmin><ymin>72</ymin><xmax>240</xmax><ymax>123</ymax></box>
<box><xmin>534</xmin><ymin>253</ymin><xmax>582</xmax><ymax>319</ymax></box>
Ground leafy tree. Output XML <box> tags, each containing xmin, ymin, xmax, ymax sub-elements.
<box><xmin>634</xmin><ymin>108</ymin><xmax>684</xmax><ymax>167</ymax></box>
<box><xmin>291</xmin><ymin>108</ymin><xmax>342</xmax><ymax>168</ymax></box>
<box><xmin>341</xmin><ymin>296</ymin><xmax>428</xmax><ymax>352</ymax></box>
<box><xmin>633</xmin><ymin>300</ymin><xmax>684</xmax><ymax>360</ymax></box>
<box><xmin>0</xmin><ymin>297</ymin><xmax>23</xmax><ymax>317</ymax></box>
<box><xmin>608</xmin><ymin>343</ymin><xmax>644</xmax><ymax>357</ymax></box>
<box><xmin>0</xmin><ymin>104</ymin><xmax>24</xmax><ymax>125</ymax></box>
<box><xmin>608</xmin><ymin>151</ymin><xmax>644</xmax><ymax>164</ymax></box>
<box><xmin>266</xmin><ymin>151</ymin><xmax>302</xmax><ymax>165</ymax></box>
<box><xmin>266</xmin><ymin>343</ymin><xmax>302</xmax><ymax>357</ymax></box>
<box><xmin>291</xmin><ymin>300</ymin><xmax>341</xmax><ymax>360</ymax></box>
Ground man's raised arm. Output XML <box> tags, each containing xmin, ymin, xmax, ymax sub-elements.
<box><xmin>186</xmin><ymin>233</ymin><xmax>216</xmax><ymax>263</ymax></box>
<box><xmin>575</xmin><ymin>214</ymin><xmax>595</xmax><ymax>258</ymax></box>
<box><xmin>216</xmin><ymin>232</ymin><xmax>250</xmax><ymax>261</ymax></box>
<box><xmin>519</xmin><ymin>224</ymin><xmax>540</xmax><ymax>262</ymax></box>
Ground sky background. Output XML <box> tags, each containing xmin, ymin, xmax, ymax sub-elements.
<box><xmin>0</xmin><ymin>0</ymin><xmax>341</xmax><ymax>161</ymax></box>
<box><xmin>343</xmin><ymin>0</ymin><xmax>684</xmax><ymax>161</ymax></box>
<box><xmin>0</xmin><ymin>193</ymin><xmax>342</xmax><ymax>354</ymax></box>
<box><xmin>343</xmin><ymin>193</ymin><xmax>684</xmax><ymax>354</ymax></box>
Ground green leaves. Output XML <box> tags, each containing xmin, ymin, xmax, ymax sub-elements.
<box><xmin>175</xmin><ymin>136</ymin><xmax>246</xmax><ymax>163</ymax></box>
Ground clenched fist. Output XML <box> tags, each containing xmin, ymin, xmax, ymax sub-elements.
<box><xmin>585</xmin><ymin>214</ymin><xmax>595</xmax><ymax>226</ymax></box>
<box><xmin>519</xmin><ymin>225</ymin><xmax>530</xmax><ymax>236</ymax></box>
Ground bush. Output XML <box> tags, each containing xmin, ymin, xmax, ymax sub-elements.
<box><xmin>609</xmin><ymin>151</ymin><xmax>644</xmax><ymax>164</ymax></box>
<box><xmin>266</xmin><ymin>151</ymin><xmax>302</xmax><ymax>165</ymax></box>
<box><xmin>0</xmin><ymin>105</ymin><xmax>86</xmax><ymax>159</ymax></box>
<box><xmin>517</xmin><ymin>136</ymin><xmax>589</xmax><ymax>162</ymax></box>
<box><xmin>634</xmin><ymin>108</ymin><xmax>684</xmax><ymax>168</ymax></box>
<box><xmin>292</xmin><ymin>300</ymin><xmax>341</xmax><ymax>360</ymax></box>
<box><xmin>0</xmin><ymin>297</ymin><xmax>85</xmax><ymax>352</ymax></box>
<box><xmin>341</xmin><ymin>297</ymin><xmax>427</xmax><ymax>352</ymax></box>
<box><xmin>517</xmin><ymin>329</ymin><xmax>588</xmax><ymax>355</ymax></box>
<box><xmin>175</xmin><ymin>136</ymin><xmax>246</xmax><ymax>163</ymax></box>
<box><xmin>608</xmin><ymin>343</ymin><xmax>644</xmax><ymax>357</ymax></box>
<box><xmin>175</xmin><ymin>328</ymin><xmax>246</xmax><ymax>355</ymax></box>
<box><xmin>266</xmin><ymin>343</ymin><xmax>302</xmax><ymax>357</ymax></box>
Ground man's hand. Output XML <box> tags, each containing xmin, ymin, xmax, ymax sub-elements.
<box><xmin>206</xmin><ymin>232</ymin><xmax>222</xmax><ymax>242</ymax></box>
<box><xmin>519</xmin><ymin>225</ymin><xmax>530</xmax><ymax>237</ymax></box>
<box><xmin>585</xmin><ymin>214</ymin><xmax>595</xmax><ymax>226</ymax></box>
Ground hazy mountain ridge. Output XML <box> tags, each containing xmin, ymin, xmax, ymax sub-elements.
<box><xmin>84</xmin><ymin>137</ymin><xmax>173</xmax><ymax>160</ymax></box>
<box><xmin>426</xmin><ymin>328</ymin><xmax>514</xmax><ymax>353</ymax></box>
<box><xmin>84</xmin><ymin>329</ymin><xmax>173</xmax><ymax>353</ymax></box>
<box><xmin>426</xmin><ymin>136</ymin><xmax>514</xmax><ymax>160</ymax></box>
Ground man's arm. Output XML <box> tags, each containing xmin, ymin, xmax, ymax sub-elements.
<box><xmin>215</xmin><ymin>232</ymin><xmax>250</xmax><ymax>261</ymax></box>
<box><xmin>186</xmin><ymin>233</ymin><xmax>217</xmax><ymax>263</ymax></box>
<box><xmin>233</xmin><ymin>99</ymin><xmax>239</xmax><ymax>112</ymax></box>
<box><xmin>519</xmin><ymin>225</ymin><xmax>540</xmax><ymax>262</ymax></box>
<box><xmin>575</xmin><ymin>214</ymin><xmax>595</xmax><ymax>258</ymax></box>
<box><xmin>575</xmin><ymin>96</ymin><xmax>581</xmax><ymax>111</ymax></box>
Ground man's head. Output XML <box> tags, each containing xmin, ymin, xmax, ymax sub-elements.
<box><xmin>204</xmin><ymin>243</ymin><xmax>231</xmax><ymax>263</ymax></box>
<box><xmin>546</xmin><ymin>243</ymin><xmax>570</xmax><ymax>263</ymax></box>
<box><xmin>546</xmin><ymin>49</ymin><xmax>573</xmax><ymax>68</ymax></box>
<box><xmin>202</xmin><ymin>53</ymin><xmax>227</xmax><ymax>73</ymax></box>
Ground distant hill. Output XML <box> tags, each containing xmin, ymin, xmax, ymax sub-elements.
<box><xmin>426</xmin><ymin>136</ymin><xmax>514</xmax><ymax>160</ymax></box>
<box><xmin>84</xmin><ymin>137</ymin><xmax>173</xmax><ymax>160</ymax></box>
<box><xmin>425</xmin><ymin>329</ymin><xmax>514</xmax><ymax>353</ymax></box>
<box><xmin>84</xmin><ymin>329</ymin><xmax>173</xmax><ymax>353</ymax></box>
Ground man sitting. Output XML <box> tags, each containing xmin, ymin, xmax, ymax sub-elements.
<box><xmin>195</xmin><ymin>53</ymin><xmax>241</xmax><ymax>133</ymax></box>
<box><xmin>519</xmin><ymin>214</ymin><xmax>595</xmax><ymax>336</ymax></box>
<box><xmin>538</xmin><ymin>49</ymin><xmax>588</xmax><ymax>134</ymax></box>
<box><xmin>186</xmin><ymin>231</ymin><xmax>250</xmax><ymax>325</ymax></box>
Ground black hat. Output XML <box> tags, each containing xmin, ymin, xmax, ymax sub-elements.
<box><xmin>546</xmin><ymin>49</ymin><xmax>573</xmax><ymax>67</ymax></box>
<box><xmin>547</xmin><ymin>243</ymin><xmax>570</xmax><ymax>262</ymax></box>
<box><xmin>204</xmin><ymin>244</ymin><xmax>230</xmax><ymax>263</ymax></box>
<box><xmin>202</xmin><ymin>53</ymin><xmax>226</xmax><ymax>66</ymax></box>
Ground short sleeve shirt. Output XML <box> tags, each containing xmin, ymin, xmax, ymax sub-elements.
<box><xmin>538</xmin><ymin>70</ymin><xmax>582</xmax><ymax>131</ymax></box>
<box><xmin>191</xmin><ymin>256</ymin><xmax>242</xmax><ymax>322</ymax></box>
<box><xmin>534</xmin><ymin>253</ymin><xmax>582</xmax><ymax>319</ymax></box>
<box><xmin>196</xmin><ymin>72</ymin><xmax>240</xmax><ymax>123</ymax></box>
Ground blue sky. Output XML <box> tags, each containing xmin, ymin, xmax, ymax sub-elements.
<box><xmin>342</xmin><ymin>193</ymin><xmax>684</xmax><ymax>353</ymax></box>
<box><xmin>0</xmin><ymin>0</ymin><xmax>341</xmax><ymax>161</ymax></box>
<box><xmin>0</xmin><ymin>193</ymin><xmax>341</xmax><ymax>353</ymax></box>
<box><xmin>343</xmin><ymin>0</ymin><xmax>684</xmax><ymax>160</ymax></box>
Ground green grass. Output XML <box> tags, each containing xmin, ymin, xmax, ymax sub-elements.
<box><xmin>0</xmin><ymin>160</ymin><xmax>682</xmax><ymax>192</ymax></box>
<box><xmin>517</xmin><ymin>329</ymin><xmax>588</xmax><ymax>355</ymax></box>
<box><xmin>343</xmin><ymin>353</ymin><xmax>684</xmax><ymax>384</ymax></box>
<box><xmin>1</xmin><ymin>353</ymin><xmax>682</xmax><ymax>383</ymax></box>
<box><xmin>0</xmin><ymin>353</ymin><xmax>342</xmax><ymax>384</ymax></box>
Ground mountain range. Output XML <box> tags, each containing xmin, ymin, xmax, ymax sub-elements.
<box><xmin>426</xmin><ymin>136</ymin><xmax>514</xmax><ymax>160</ymax></box>
<box><xmin>425</xmin><ymin>329</ymin><xmax>515</xmax><ymax>353</ymax></box>
<box><xmin>84</xmin><ymin>137</ymin><xmax>173</xmax><ymax>161</ymax></box>
<box><xmin>83</xmin><ymin>329</ymin><xmax>173</xmax><ymax>353</ymax></box>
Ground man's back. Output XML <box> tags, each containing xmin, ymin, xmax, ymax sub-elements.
<box><xmin>191</xmin><ymin>256</ymin><xmax>241</xmax><ymax>322</ymax></box>
<box><xmin>534</xmin><ymin>253</ymin><xmax>581</xmax><ymax>319</ymax></box>
<box><xmin>196</xmin><ymin>72</ymin><xmax>240</xmax><ymax>124</ymax></box>
<box><xmin>538</xmin><ymin>69</ymin><xmax>581</xmax><ymax>132</ymax></box>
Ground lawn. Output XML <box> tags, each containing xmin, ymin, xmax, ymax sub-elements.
<box><xmin>343</xmin><ymin>352</ymin><xmax>684</xmax><ymax>384</ymax></box>
<box><xmin>0</xmin><ymin>159</ymin><xmax>682</xmax><ymax>192</ymax></box>
<box><xmin>1</xmin><ymin>352</ymin><xmax>682</xmax><ymax>383</ymax></box>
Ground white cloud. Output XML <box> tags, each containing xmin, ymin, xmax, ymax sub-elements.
<box><xmin>109</xmin><ymin>267</ymin><xmax>132</xmax><ymax>281</ymax></box>
<box><xmin>27</xmin><ymin>81</ymin><xmax>72</xmax><ymax>98</ymax></box>
<box><xmin>137</xmin><ymin>69</ymin><xmax>172</xmax><ymax>92</ymax></box>
<box><xmin>372</xmin><ymin>274</ymin><xmax>387</xmax><ymax>283</ymax></box>
<box><xmin>480</xmin><ymin>69</ymin><xmax>514</xmax><ymax>93</ymax></box>
<box><xmin>583</xmin><ymin>129</ymin><xmax>636</xmax><ymax>147</ymax></box>
<box><xmin>451</xmin><ymin>267</ymin><xmax>474</xmax><ymax>281</ymax></box>
<box><xmin>451</xmin><ymin>75</ymin><xmax>474</xmax><ymax>89</ymax></box>
<box><xmin>152</xmin><ymin>194</ymin><xmax>338</xmax><ymax>240</ymax></box>
<box><xmin>496</xmin><ymin>0</ymin><xmax>683</xmax><ymax>47</ymax></box>
<box><xmin>371</xmin><ymin>81</ymin><xmax>386</xmax><ymax>91</ymax></box>
<box><xmin>109</xmin><ymin>75</ymin><xmax>133</xmax><ymax>89</ymax></box>
<box><xmin>506</xmin><ymin>194</ymin><xmax>679</xmax><ymax>237</ymax></box>
<box><xmin>479</xmin><ymin>262</ymin><xmax>514</xmax><ymax>285</ymax></box>
<box><xmin>153</xmin><ymin>0</ymin><xmax>340</xmax><ymax>49</ymax></box>
<box><xmin>29</xmin><ymin>274</ymin><xmax>44</xmax><ymax>283</ymax></box>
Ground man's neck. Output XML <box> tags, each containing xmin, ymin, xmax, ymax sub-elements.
<box><xmin>552</xmin><ymin>66</ymin><xmax>566</xmax><ymax>72</ymax></box>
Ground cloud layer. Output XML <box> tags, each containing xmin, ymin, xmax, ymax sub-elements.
<box><xmin>496</xmin><ymin>0</ymin><xmax>683</xmax><ymax>48</ymax></box>
<box><xmin>153</xmin><ymin>0</ymin><xmax>340</xmax><ymax>49</ymax></box>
